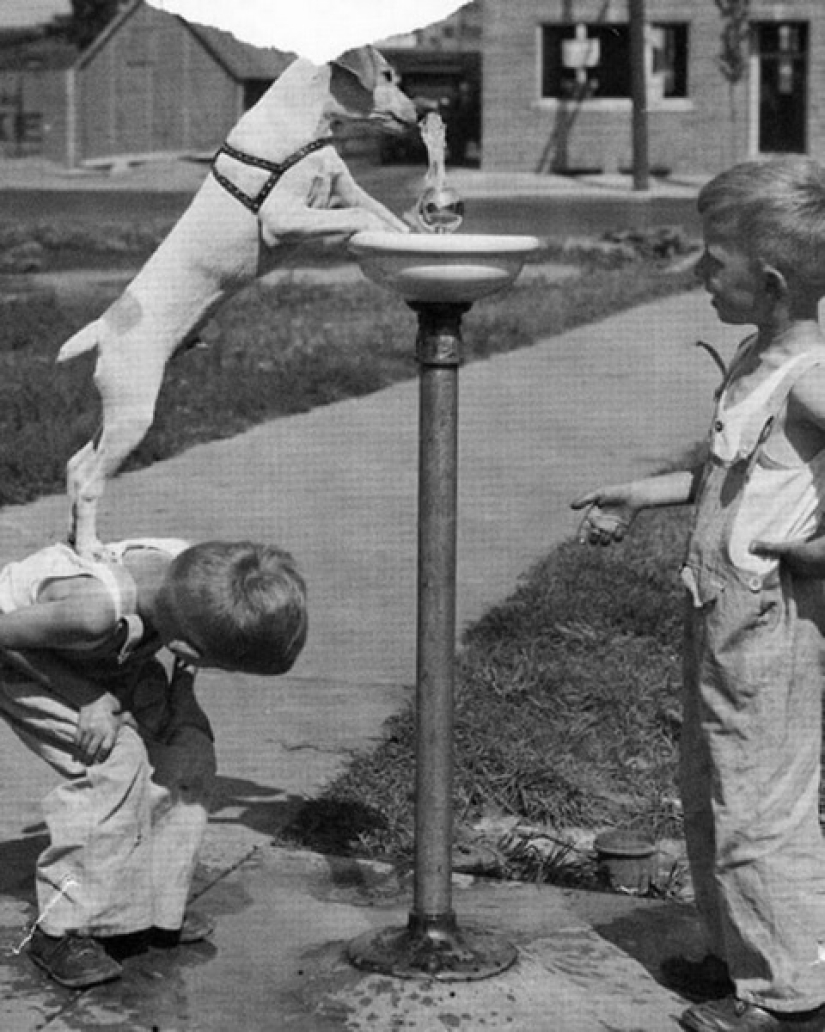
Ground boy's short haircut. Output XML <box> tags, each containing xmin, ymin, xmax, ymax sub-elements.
<box><xmin>698</xmin><ymin>156</ymin><xmax>825</xmax><ymax>297</ymax></box>
<box><xmin>165</xmin><ymin>541</ymin><xmax>308</xmax><ymax>675</ymax></box>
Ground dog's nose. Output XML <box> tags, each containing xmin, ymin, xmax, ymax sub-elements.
<box><xmin>398</xmin><ymin>94</ymin><xmax>418</xmax><ymax>125</ymax></box>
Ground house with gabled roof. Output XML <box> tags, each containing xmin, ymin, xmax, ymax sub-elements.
<box><xmin>67</xmin><ymin>0</ymin><xmax>294</xmax><ymax>165</ymax></box>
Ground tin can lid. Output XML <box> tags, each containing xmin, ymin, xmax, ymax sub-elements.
<box><xmin>593</xmin><ymin>830</ymin><xmax>656</xmax><ymax>857</ymax></box>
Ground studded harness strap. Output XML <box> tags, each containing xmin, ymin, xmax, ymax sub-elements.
<box><xmin>210</xmin><ymin>138</ymin><xmax>331</xmax><ymax>214</ymax></box>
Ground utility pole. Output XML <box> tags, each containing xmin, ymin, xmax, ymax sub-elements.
<box><xmin>629</xmin><ymin>0</ymin><xmax>649</xmax><ymax>191</ymax></box>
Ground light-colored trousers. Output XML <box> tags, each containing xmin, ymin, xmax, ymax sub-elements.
<box><xmin>0</xmin><ymin>657</ymin><xmax>215</xmax><ymax>937</ymax></box>
<box><xmin>682</xmin><ymin>567</ymin><xmax>825</xmax><ymax>1013</ymax></box>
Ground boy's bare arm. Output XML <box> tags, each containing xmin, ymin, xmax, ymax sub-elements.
<box><xmin>0</xmin><ymin>579</ymin><xmax>116</xmax><ymax>651</ymax></box>
<box><xmin>750</xmin><ymin>530</ymin><xmax>825</xmax><ymax>577</ymax></box>
<box><xmin>572</xmin><ymin>466</ymin><xmax>702</xmax><ymax>545</ymax></box>
<box><xmin>0</xmin><ymin>580</ymin><xmax>125</xmax><ymax>763</ymax></box>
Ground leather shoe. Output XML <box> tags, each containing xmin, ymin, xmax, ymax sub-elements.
<box><xmin>28</xmin><ymin>928</ymin><xmax>122</xmax><ymax>989</ymax></box>
<box><xmin>680</xmin><ymin>997</ymin><xmax>825</xmax><ymax>1032</ymax></box>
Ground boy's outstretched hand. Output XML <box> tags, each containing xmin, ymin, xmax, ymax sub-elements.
<box><xmin>571</xmin><ymin>486</ymin><xmax>637</xmax><ymax>545</ymax></box>
<box><xmin>750</xmin><ymin>531</ymin><xmax>825</xmax><ymax>578</ymax></box>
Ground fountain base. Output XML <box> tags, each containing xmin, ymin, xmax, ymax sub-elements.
<box><xmin>347</xmin><ymin>912</ymin><xmax>517</xmax><ymax>982</ymax></box>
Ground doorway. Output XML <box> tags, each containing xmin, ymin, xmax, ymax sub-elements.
<box><xmin>754</xmin><ymin>22</ymin><xmax>807</xmax><ymax>154</ymax></box>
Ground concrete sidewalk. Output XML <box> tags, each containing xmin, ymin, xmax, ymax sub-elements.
<box><xmin>0</xmin><ymin>272</ymin><xmax>744</xmax><ymax>1028</ymax></box>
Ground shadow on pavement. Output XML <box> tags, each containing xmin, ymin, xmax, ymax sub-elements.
<box><xmin>210</xmin><ymin>774</ymin><xmax>310</xmax><ymax>838</ymax></box>
<box><xmin>569</xmin><ymin>889</ymin><xmax>704</xmax><ymax>992</ymax></box>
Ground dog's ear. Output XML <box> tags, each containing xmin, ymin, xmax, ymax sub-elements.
<box><xmin>331</xmin><ymin>45</ymin><xmax>382</xmax><ymax>93</ymax></box>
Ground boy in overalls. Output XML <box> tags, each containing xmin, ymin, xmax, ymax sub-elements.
<box><xmin>0</xmin><ymin>537</ymin><xmax>307</xmax><ymax>989</ymax></box>
<box><xmin>572</xmin><ymin>156</ymin><xmax>825</xmax><ymax>1032</ymax></box>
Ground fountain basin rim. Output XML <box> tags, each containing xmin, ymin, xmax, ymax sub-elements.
<box><xmin>349</xmin><ymin>231</ymin><xmax>542</xmax><ymax>303</ymax></box>
<box><xmin>349</xmin><ymin>231</ymin><xmax>542</xmax><ymax>257</ymax></box>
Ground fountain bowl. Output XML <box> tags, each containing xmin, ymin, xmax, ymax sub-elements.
<box><xmin>349</xmin><ymin>231</ymin><xmax>542</xmax><ymax>304</ymax></box>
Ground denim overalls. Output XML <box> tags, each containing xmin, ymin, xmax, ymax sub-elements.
<box><xmin>681</xmin><ymin>343</ymin><xmax>825</xmax><ymax>1012</ymax></box>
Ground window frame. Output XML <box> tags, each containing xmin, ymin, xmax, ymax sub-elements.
<box><xmin>537</xmin><ymin>21</ymin><xmax>691</xmax><ymax>108</ymax></box>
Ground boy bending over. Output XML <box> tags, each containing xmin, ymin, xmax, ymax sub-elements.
<box><xmin>574</xmin><ymin>157</ymin><xmax>825</xmax><ymax>1032</ymax></box>
<box><xmin>0</xmin><ymin>537</ymin><xmax>307</xmax><ymax>989</ymax></box>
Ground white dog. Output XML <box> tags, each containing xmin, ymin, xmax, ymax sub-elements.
<box><xmin>58</xmin><ymin>45</ymin><xmax>416</xmax><ymax>556</ymax></box>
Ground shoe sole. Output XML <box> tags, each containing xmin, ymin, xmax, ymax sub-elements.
<box><xmin>29</xmin><ymin>951</ymin><xmax>122</xmax><ymax>990</ymax></box>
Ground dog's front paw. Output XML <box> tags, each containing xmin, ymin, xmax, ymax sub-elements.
<box><xmin>365</xmin><ymin>208</ymin><xmax>410</xmax><ymax>234</ymax></box>
<box><xmin>402</xmin><ymin>206</ymin><xmax>429</xmax><ymax>233</ymax></box>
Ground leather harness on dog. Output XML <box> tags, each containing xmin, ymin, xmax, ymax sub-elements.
<box><xmin>211</xmin><ymin>138</ymin><xmax>331</xmax><ymax>214</ymax></box>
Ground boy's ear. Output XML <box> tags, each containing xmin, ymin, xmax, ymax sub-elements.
<box><xmin>763</xmin><ymin>265</ymin><xmax>788</xmax><ymax>299</ymax></box>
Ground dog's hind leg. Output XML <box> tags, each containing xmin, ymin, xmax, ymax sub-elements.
<box><xmin>66</xmin><ymin>436</ymin><xmax>106</xmax><ymax>556</ymax></box>
<box><xmin>67</xmin><ymin>343</ymin><xmax>170</xmax><ymax>557</ymax></box>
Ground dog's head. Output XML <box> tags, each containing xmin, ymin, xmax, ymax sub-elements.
<box><xmin>329</xmin><ymin>45</ymin><xmax>417</xmax><ymax>134</ymax></box>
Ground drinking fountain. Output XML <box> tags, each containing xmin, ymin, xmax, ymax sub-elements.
<box><xmin>346</xmin><ymin>115</ymin><xmax>540</xmax><ymax>980</ymax></box>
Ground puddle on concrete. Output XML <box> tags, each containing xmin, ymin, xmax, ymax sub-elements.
<box><xmin>307</xmin><ymin>854</ymin><xmax>410</xmax><ymax>908</ymax></box>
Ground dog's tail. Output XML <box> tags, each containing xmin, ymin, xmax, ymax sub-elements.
<box><xmin>57</xmin><ymin>320</ymin><xmax>102</xmax><ymax>363</ymax></box>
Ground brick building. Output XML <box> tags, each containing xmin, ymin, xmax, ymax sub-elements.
<box><xmin>482</xmin><ymin>0</ymin><xmax>823</xmax><ymax>175</ymax></box>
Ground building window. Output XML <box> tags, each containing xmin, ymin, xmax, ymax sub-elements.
<box><xmin>541</xmin><ymin>23</ymin><xmax>688</xmax><ymax>100</ymax></box>
<box><xmin>21</xmin><ymin>113</ymin><xmax>43</xmax><ymax>143</ymax></box>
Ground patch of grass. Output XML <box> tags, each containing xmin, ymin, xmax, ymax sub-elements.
<box><xmin>0</xmin><ymin>219</ymin><xmax>178</xmax><ymax>272</ymax></box>
<box><xmin>283</xmin><ymin>506</ymin><xmax>690</xmax><ymax>864</ymax></box>
<box><xmin>0</xmin><ymin>255</ymin><xmax>696</xmax><ymax>507</ymax></box>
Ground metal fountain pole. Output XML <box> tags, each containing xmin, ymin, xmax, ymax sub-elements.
<box><xmin>347</xmin><ymin>291</ymin><xmax>517</xmax><ymax>979</ymax></box>
<box><xmin>410</xmin><ymin>297</ymin><xmax>466</xmax><ymax>940</ymax></box>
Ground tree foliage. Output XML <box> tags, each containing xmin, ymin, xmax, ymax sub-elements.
<box><xmin>67</xmin><ymin>0</ymin><xmax>124</xmax><ymax>49</ymax></box>
<box><xmin>714</xmin><ymin>0</ymin><xmax>751</xmax><ymax>85</ymax></box>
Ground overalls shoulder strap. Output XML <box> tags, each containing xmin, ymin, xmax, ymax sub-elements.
<box><xmin>76</xmin><ymin>544</ymin><xmax>144</xmax><ymax>655</ymax></box>
<box><xmin>713</xmin><ymin>334</ymin><xmax>758</xmax><ymax>400</ymax></box>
